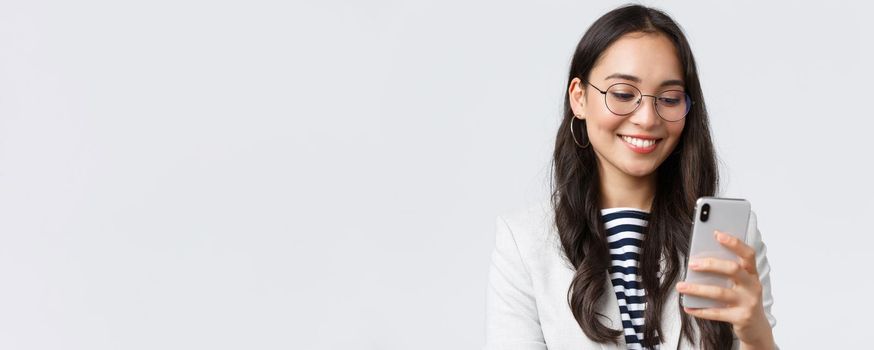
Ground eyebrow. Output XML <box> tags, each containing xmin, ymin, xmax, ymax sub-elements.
<box><xmin>604</xmin><ymin>73</ymin><xmax>685</xmax><ymax>88</ymax></box>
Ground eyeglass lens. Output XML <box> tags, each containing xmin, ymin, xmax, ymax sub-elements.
<box><xmin>604</xmin><ymin>83</ymin><xmax>690</xmax><ymax>121</ymax></box>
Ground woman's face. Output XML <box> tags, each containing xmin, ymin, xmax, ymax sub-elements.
<box><xmin>569</xmin><ymin>32</ymin><xmax>687</xmax><ymax>179</ymax></box>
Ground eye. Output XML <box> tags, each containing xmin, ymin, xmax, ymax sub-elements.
<box><xmin>610</xmin><ymin>92</ymin><xmax>637</xmax><ymax>102</ymax></box>
<box><xmin>658</xmin><ymin>97</ymin><xmax>681</xmax><ymax>106</ymax></box>
<box><xmin>658</xmin><ymin>91</ymin><xmax>686</xmax><ymax>107</ymax></box>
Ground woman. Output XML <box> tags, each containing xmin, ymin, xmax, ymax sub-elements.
<box><xmin>484</xmin><ymin>4</ymin><xmax>777</xmax><ymax>350</ymax></box>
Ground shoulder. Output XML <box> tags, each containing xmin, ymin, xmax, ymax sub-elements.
<box><xmin>497</xmin><ymin>198</ymin><xmax>553</xmax><ymax>236</ymax></box>
<box><xmin>494</xmin><ymin>198</ymin><xmax>563</xmax><ymax>262</ymax></box>
<box><xmin>744</xmin><ymin>209</ymin><xmax>764</xmax><ymax>246</ymax></box>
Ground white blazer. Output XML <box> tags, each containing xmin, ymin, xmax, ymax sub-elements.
<box><xmin>483</xmin><ymin>200</ymin><xmax>777</xmax><ymax>350</ymax></box>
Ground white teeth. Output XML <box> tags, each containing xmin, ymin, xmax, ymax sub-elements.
<box><xmin>621</xmin><ymin>135</ymin><xmax>657</xmax><ymax>148</ymax></box>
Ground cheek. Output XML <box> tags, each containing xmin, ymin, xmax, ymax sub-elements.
<box><xmin>660</xmin><ymin>122</ymin><xmax>686</xmax><ymax>153</ymax></box>
<box><xmin>667</xmin><ymin>121</ymin><xmax>686</xmax><ymax>140</ymax></box>
<box><xmin>586</xmin><ymin>114</ymin><xmax>624</xmax><ymax>139</ymax></box>
<box><xmin>583</xmin><ymin>94</ymin><xmax>618</xmax><ymax>128</ymax></box>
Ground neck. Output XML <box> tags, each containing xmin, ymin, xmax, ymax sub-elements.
<box><xmin>597</xmin><ymin>163</ymin><xmax>657</xmax><ymax>212</ymax></box>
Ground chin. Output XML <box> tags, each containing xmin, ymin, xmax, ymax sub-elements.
<box><xmin>622</xmin><ymin>164</ymin><xmax>658</xmax><ymax>178</ymax></box>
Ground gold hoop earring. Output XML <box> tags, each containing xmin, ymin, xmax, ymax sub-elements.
<box><xmin>570</xmin><ymin>115</ymin><xmax>590</xmax><ymax>148</ymax></box>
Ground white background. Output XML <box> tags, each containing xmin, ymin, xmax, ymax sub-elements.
<box><xmin>0</xmin><ymin>0</ymin><xmax>871</xmax><ymax>349</ymax></box>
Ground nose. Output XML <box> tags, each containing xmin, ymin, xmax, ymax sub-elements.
<box><xmin>627</xmin><ymin>95</ymin><xmax>661</xmax><ymax>129</ymax></box>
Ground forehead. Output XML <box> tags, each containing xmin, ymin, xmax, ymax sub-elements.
<box><xmin>590</xmin><ymin>32</ymin><xmax>684</xmax><ymax>88</ymax></box>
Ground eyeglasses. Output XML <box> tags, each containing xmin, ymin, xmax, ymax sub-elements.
<box><xmin>584</xmin><ymin>81</ymin><xmax>693</xmax><ymax>122</ymax></box>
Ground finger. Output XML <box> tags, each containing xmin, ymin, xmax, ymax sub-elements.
<box><xmin>676</xmin><ymin>281</ymin><xmax>738</xmax><ymax>303</ymax></box>
<box><xmin>714</xmin><ymin>230</ymin><xmax>758</xmax><ymax>274</ymax></box>
<box><xmin>688</xmin><ymin>257</ymin><xmax>753</xmax><ymax>283</ymax></box>
<box><xmin>683</xmin><ymin>306</ymin><xmax>734</xmax><ymax>323</ymax></box>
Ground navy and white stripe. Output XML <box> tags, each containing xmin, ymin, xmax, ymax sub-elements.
<box><xmin>601</xmin><ymin>208</ymin><xmax>658</xmax><ymax>350</ymax></box>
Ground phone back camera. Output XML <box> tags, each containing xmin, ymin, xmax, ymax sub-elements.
<box><xmin>700</xmin><ymin>203</ymin><xmax>710</xmax><ymax>222</ymax></box>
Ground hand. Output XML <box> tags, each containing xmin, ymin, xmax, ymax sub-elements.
<box><xmin>676</xmin><ymin>230</ymin><xmax>775</xmax><ymax>349</ymax></box>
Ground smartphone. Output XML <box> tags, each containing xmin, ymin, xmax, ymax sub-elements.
<box><xmin>681</xmin><ymin>197</ymin><xmax>751</xmax><ymax>309</ymax></box>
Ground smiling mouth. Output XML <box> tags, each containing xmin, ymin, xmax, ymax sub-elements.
<box><xmin>617</xmin><ymin>134</ymin><xmax>663</xmax><ymax>154</ymax></box>
<box><xmin>618</xmin><ymin>134</ymin><xmax>662</xmax><ymax>148</ymax></box>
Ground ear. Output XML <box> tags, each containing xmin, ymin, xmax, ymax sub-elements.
<box><xmin>568</xmin><ymin>78</ymin><xmax>587</xmax><ymax>120</ymax></box>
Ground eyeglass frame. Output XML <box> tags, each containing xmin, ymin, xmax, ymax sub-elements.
<box><xmin>582</xmin><ymin>80</ymin><xmax>694</xmax><ymax>122</ymax></box>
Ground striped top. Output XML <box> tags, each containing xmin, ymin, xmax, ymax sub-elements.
<box><xmin>601</xmin><ymin>207</ymin><xmax>659</xmax><ymax>350</ymax></box>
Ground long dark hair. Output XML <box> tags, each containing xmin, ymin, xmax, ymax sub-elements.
<box><xmin>549</xmin><ymin>4</ymin><xmax>731</xmax><ymax>349</ymax></box>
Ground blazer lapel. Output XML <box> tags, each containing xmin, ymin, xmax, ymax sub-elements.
<box><xmin>659</xmin><ymin>253</ymin><xmax>703</xmax><ymax>349</ymax></box>
<box><xmin>597</xmin><ymin>258</ymin><xmax>685</xmax><ymax>349</ymax></box>
<box><xmin>660</xmin><ymin>279</ymin><xmax>682</xmax><ymax>349</ymax></box>
<box><xmin>596</xmin><ymin>272</ymin><xmax>626</xmax><ymax>350</ymax></box>
<box><xmin>565</xmin><ymin>261</ymin><xmax>697</xmax><ymax>349</ymax></box>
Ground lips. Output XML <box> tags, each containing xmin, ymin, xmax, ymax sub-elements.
<box><xmin>618</xmin><ymin>134</ymin><xmax>662</xmax><ymax>154</ymax></box>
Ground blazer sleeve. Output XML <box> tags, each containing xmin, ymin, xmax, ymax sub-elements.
<box><xmin>731</xmin><ymin>210</ymin><xmax>779</xmax><ymax>350</ymax></box>
<box><xmin>483</xmin><ymin>215</ymin><xmax>547</xmax><ymax>350</ymax></box>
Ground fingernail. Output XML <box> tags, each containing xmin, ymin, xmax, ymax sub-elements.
<box><xmin>715</xmin><ymin>231</ymin><xmax>728</xmax><ymax>242</ymax></box>
<box><xmin>676</xmin><ymin>282</ymin><xmax>686</xmax><ymax>291</ymax></box>
<box><xmin>688</xmin><ymin>260</ymin><xmax>700</xmax><ymax>269</ymax></box>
